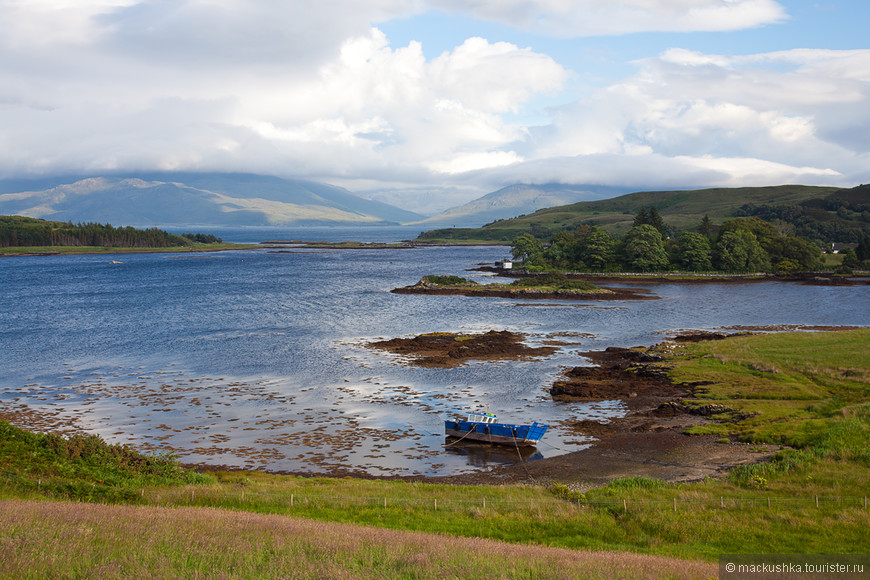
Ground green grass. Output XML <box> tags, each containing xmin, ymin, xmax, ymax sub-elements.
<box><xmin>667</xmin><ymin>329</ymin><xmax>870</xmax><ymax>454</ymax></box>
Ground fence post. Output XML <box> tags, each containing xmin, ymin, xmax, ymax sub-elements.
<box><xmin>483</xmin><ymin>498</ymin><xmax>486</xmax><ymax>509</ymax></box>
<box><xmin>767</xmin><ymin>497</ymin><xmax>770</xmax><ymax>508</ymax></box>
<box><xmin>434</xmin><ymin>499</ymin><xmax>437</xmax><ymax>511</ymax></box>
<box><xmin>720</xmin><ymin>496</ymin><xmax>724</xmax><ymax>509</ymax></box>
<box><xmin>816</xmin><ymin>496</ymin><xmax>819</xmax><ymax>508</ymax></box>
<box><xmin>673</xmin><ymin>498</ymin><xmax>677</xmax><ymax>513</ymax></box>
<box><xmin>623</xmin><ymin>499</ymin><xmax>627</xmax><ymax>513</ymax></box>
<box><xmin>291</xmin><ymin>494</ymin><xmax>294</xmax><ymax>507</ymax></box>
<box><xmin>384</xmin><ymin>497</ymin><xmax>387</xmax><ymax>509</ymax></box>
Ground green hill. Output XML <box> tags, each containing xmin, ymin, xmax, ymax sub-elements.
<box><xmin>417</xmin><ymin>184</ymin><xmax>869</xmax><ymax>243</ymax></box>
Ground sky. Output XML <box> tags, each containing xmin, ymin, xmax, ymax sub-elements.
<box><xmin>1</xmin><ymin>0</ymin><xmax>869</xmax><ymax>213</ymax></box>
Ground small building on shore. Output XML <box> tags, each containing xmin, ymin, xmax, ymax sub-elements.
<box><xmin>829</xmin><ymin>243</ymin><xmax>859</xmax><ymax>254</ymax></box>
<box><xmin>495</xmin><ymin>259</ymin><xmax>513</xmax><ymax>269</ymax></box>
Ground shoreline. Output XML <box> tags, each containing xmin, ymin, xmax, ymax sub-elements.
<box><xmin>6</xmin><ymin>328</ymin><xmax>864</xmax><ymax>487</ymax></box>
<box><xmin>473</xmin><ymin>266</ymin><xmax>870</xmax><ymax>286</ymax></box>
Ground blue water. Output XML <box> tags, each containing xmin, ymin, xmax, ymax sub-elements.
<box><xmin>1</xmin><ymin>234</ymin><xmax>868</xmax><ymax>476</ymax></box>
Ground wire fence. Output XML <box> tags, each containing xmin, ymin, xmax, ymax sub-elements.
<box><xmin>140</xmin><ymin>486</ymin><xmax>870</xmax><ymax>514</ymax></box>
<box><xmin>5</xmin><ymin>472</ymin><xmax>869</xmax><ymax>514</ymax></box>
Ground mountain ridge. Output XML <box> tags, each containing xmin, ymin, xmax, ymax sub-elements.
<box><xmin>415</xmin><ymin>184</ymin><xmax>869</xmax><ymax>243</ymax></box>
<box><xmin>410</xmin><ymin>183</ymin><xmax>631</xmax><ymax>227</ymax></box>
<box><xmin>0</xmin><ymin>172</ymin><xmax>422</xmax><ymax>227</ymax></box>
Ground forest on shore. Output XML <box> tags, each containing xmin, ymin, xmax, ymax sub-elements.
<box><xmin>510</xmin><ymin>210</ymin><xmax>870</xmax><ymax>274</ymax></box>
<box><xmin>0</xmin><ymin>216</ymin><xmax>221</xmax><ymax>248</ymax></box>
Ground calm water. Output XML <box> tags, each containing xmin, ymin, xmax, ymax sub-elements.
<box><xmin>1</xmin><ymin>231</ymin><xmax>868</xmax><ymax>476</ymax></box>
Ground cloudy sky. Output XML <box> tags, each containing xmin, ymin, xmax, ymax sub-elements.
<box><xmin>1</xmin><ymin>1</ymin><xmax>868</xmax><ymax>211</ymax></box>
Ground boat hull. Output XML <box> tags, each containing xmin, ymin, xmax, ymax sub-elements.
<box><xmin>444</xmin><ymin>420</ymin><xmax>547</xmax><ymax>447</ymax></box>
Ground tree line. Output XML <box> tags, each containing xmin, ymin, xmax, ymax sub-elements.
<box><xmin>509</xmin><ymin>208</ymin><xmax>859</xmax><ymax>274</ymax></box>
<box><xmin>0</xmin><ymin>216</ymin><xmax>222</xmax><ymax>248</ymax></box>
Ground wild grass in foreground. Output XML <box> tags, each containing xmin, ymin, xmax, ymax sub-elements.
<box><xmin>0</xmin><ymin>420</ymin><xmax>212</xmax><ymax>502</ymax></box>
<box><xmin>0</xmin><ymin>499</ymin><xmax>716</xmax><ymax>580</ymax></box>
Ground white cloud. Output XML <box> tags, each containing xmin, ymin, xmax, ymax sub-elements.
<box><xmin>505</xmin><ymin>47</ymin><xmax>870</xmax><ymax>190</ymax></box>
<box><xmin>0</xmin><ymin>18</ymin><xmax>569</xmax><ymax>183</ymax></box>
<box><xmin>430</xmin><ymin>0</ymin><xmax>788</xmax><ymax>36</ymax></box>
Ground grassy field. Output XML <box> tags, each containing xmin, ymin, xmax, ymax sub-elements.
<box><xmin>0</xmin><ymin>500</ymin><xmax>716</xmax><ymax>580</ymax></box>
<box><xmin>1</xmin><ymin>329</ymin><xmax>869</xmax><ymax>576</ymax></box>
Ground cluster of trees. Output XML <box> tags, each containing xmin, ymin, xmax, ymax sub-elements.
<box><xmin>0</xmin><ymin>216</ymin><xmax>222</xmax><ymax>248</ymax></box>
<box><xmin>511</xmin><ymin>210</ymin><xmax>825</xmax><ymax>274</ymax></box>
<box><xmin>179</xmin><ymin>232</ymin><xmax>223</xmax><ymax>244</ymax></box>
<box><xmin>839</xmin><ymin>237</ymin><xmax>870</xmax><ymax>272</ymax></box>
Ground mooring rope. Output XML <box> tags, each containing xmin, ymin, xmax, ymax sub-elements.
<box><xmin>513</xmin><ymin>430</ymin><xmax>535</xmax><ymax>482</ymax></box>
<box><xmin>441</xmin><ymin>423</ymin><xmax>479</xmax><ymax>447</ymax></box>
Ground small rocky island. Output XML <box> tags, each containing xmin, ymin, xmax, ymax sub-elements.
<box><xmin>366</xmin><ymin>330</ymin><xmax>558</xmax><ymax>368</ymax></box>
<box><xmin>391</xmin><ymin>274</ymin><xmax>655</xmax><ymax>301</ymax></box>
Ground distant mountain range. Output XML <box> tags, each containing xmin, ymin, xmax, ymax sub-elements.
<box><xmin>0</xmin><ymin>173</ymin><xmax>637</xmax><ymax>228</ymax></box>
<box><xmin>0</xmin><ymin>173</ymin><xmax>422</xmax><ymax>227</ymax></box>
<box><xmin>4</xmin><ymin>173</ymin><xmax>860</xmax><ymax>238</ymax></box>
<box><xmin>410</xmin><ymin>183</ymin><xmax>631</xmax><ymax>227</ymax></box>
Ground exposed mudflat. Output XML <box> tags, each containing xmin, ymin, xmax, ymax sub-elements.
<box><xmin>366</xmin><ymin>330</ymin><xmax>558</xmax><ymax>368</ymax></box>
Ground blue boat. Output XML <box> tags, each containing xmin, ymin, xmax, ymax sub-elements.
<box><xmin>444</xmin><ymin>411</ymin><xmax>548</xmax><ymax>447</ymax></box>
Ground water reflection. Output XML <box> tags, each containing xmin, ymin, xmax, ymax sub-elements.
<box><xmin>443</xmin><ymin>440</ymin><xmax>545</xmax><ymax>467</ymax></box>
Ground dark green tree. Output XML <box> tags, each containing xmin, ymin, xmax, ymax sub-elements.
<box><xmin>677</xmin><ymin>232</ymin><xmax>712</xmax><ymax>271</ymax></box>
<box><xmin>511</xmin><ymin>233</ymin><xmax>545</xmax><ymax>267</ymax></box>
<box><xmin>840</xmin><ymin>247</ymin><xmax>860</xmax><ymax>269</ymax></box>
<box><xmin>542</xmin><ymin>231</ymin><xmax>575</xmax><ymax>269</ymax></box>
<box><xmin>620</xmin><ymin>225</ymin><xmax>670</xmax><ymax>272</ymax></box>
<box><xmin>765</xmin><ymin>235</ymin><xmax>821</xmax><ymax>271</ymax></box>
<box><xmin>856</xmin><ymin>235</ymin><xmax>870</xmax><ymax>261</ymax></box>
<box><xmin>714</xmin><ymin>230</ymin><xmax>768</xmax><ymax>272</ymax></box>
<box><xmin>632</xmin><ymin>207</ymin><xmax>649</xmax><ymax>229</ymax></box>
<box><xmin>632</xmin><ymin>206</ymin><xmax>667</xmax><ymax>236</ymax></box>
<box><xmin>580</xmin><ymin>227</ymin><xmax>616</xmax><ymax>271</ymax></box>
<box><xmin>698</xmin><ymin>214</ymin><xmax>714</xmax><ymax>239</ymax></box>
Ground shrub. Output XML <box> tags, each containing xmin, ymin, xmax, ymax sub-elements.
<box><xmin>422</xmin><ymin>275</ymin><xmax>475</xmax><ymax>286</ymax></box>
<box><xmin>548</xmin><ymin>483</ymin><xmax>586</xmax><ymax>503</ymax></box>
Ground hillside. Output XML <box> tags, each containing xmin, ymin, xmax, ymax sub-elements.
<box><xmin>410</xmin><ymin>183</ymin><xmax>629</xmax><ymax>228</ymax></box>
<box><xmin>0</xmin><ymin>173</ymin><xmax>422</xmax><ymax>227</ymax></box>
<box><xmin>416</xmin><ymin>184</ymin><xmax>865</xmax><ymax>242</ymax></box>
